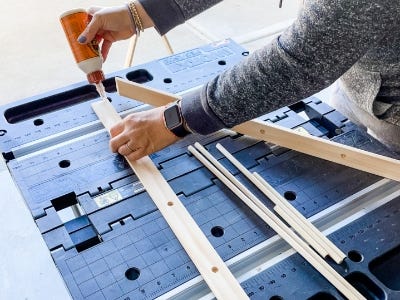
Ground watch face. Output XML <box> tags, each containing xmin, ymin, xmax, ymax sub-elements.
<box><xmin>164</xmin><ymin>104</ymin><xmax>181</xmax><ymax>129</ymax></box>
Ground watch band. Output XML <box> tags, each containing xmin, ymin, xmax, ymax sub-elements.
<box><xmin>163</xmin><ymin>101</ymin><xmax>191</xmax><ymax>138</ymax></box>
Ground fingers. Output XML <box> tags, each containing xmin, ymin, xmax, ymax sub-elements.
<box><xmin>108</xmin><ymin>108</ymin><xmax>181</xmax><ymax>162</ymax></box>
<box><xmin>125</xmin><ymin>147</ymin><xmax>146</xmax><ymax>161</ymax></box>
<box><xmin>77</xmin><ymin>7</ymin><xmax>103</xmax><ymax>44</ymax></box>
<box><xmin>101</xmin><ymin>40</ymin><xmax>113</xmax><ymax>61</ymax></box>
<box><xmin>109</xmin><ymin>121</ymin><xmax>126</xmax><ymax>153</ymax></box>
<box><xmin>109</xmin><ymin>121</ymin><xmax>124</xmax><ymax>137</ymax></box>
<box><xmin>116</xmin><ymin>142</ymin><xmax>141</xmax><ymax>157</ymax></box>
<box><xmin>110</xmin><ymin>132</ymin><xmax>128</xmax><ymax>153</ymax></box>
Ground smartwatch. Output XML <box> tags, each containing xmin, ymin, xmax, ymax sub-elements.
<box><xmin>163</xmin><ymin>101</ymin><xmax>191</xmax><ymax>138</ymax></box>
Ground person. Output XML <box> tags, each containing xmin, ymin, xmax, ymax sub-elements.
<box><xmin>78</xmin><ymin>0</ymin><xmax>400</xmax><ymax>161</ymax></box>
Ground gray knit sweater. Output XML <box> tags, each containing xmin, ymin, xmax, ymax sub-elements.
<box><xmin>139</xmin><ymin>0</ymin><xmax>400</xmax><ymax>134</ymax></box>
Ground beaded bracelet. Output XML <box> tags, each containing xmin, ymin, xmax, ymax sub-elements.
<box><xmin>127</xmin><ymin>1</ymin><xmax>144</xmax><ymax>35</ymax></box>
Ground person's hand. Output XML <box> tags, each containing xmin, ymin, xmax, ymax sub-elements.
<box><xmin>109</xmin><ymin>107</ymin><xmax>180</xmax><ymax>161</ymax></box>
<box><xmin>77</xmin><ymin>6</ymin><xmax>135</xmax><ymax>61</ymax></box>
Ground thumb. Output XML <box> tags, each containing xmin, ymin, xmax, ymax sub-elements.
<box><xmin>77</xmin><ymin>6</ymin><xmax>103</xmax><ymax>44</ymax></box>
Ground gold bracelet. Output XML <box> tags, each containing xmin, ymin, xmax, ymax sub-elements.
<box><xmin>127</xmin><ymin>1</ymin><xmax>144</xmax><ymax>35</ymax></box>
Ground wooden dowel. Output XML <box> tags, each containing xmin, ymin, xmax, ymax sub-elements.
<box><xmin>273</xmin><ymin>204</ymin><xmax>327</xmax><ymax>254</ymax></box>
<box><xmin>124</xmin><ymin>34</ymin><xmax>139</xmax><ymax>67</ymax></box>
<box><xmin>162</xmin><ymin>35</ymin><xmax>174</xmax><ymax>54</ymax></box>
<box><xmin>91</xmin><ymin>100</ymin><xmax>248</xmax><ymax>300</ymax></box>
<box><xmin>125</xmin><ymin>34</ymin><xmax>173</xmax><ymax>68</ymax></box>
<box><xmin>272</xmin><ymin>203</ymin><xmax>329</xmax><ymax>257</ymax></box>
<box><xmin>252</xmin><ymin>171</ymin><xmax>346</xmax><ymax>264</ymax></box>
<box><xmin>215</xmin><ymin>143</ymin><xmax>345</xmax><ymax>264</ymax></box>
<box><xmin>188</xmin><ymin>145</ymin><xmax>365</xmax><ymax>300</ymax></box>
<box><xmin>194</xmin><ymin>143</ymin><xmax>329</xmax><ymax>258</ymax></box>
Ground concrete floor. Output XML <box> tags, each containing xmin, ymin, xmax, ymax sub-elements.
<box><xmin>0</xmin><ymin>1</ymin><xmax>301</xmax><ymax>299</ymax></box>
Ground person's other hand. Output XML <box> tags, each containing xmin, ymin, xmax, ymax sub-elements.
<box><xmin>109</xmin><ymin>107</ymin><xmax>180</xmax><ymax>161</ymax></box>
<box><xmin>77</xmin><ymin>6</ymin><xmax>134</xmax><ymax>61</ymax></box>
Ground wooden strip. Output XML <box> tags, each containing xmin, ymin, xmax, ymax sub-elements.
<box><xmin>162</xmin><ymin>35</ymin><xmax>174</xmax><ymax>54</ymax></box>
<box><xmin>91</xmin><ymin>99</ymin><xmax>248</xmax><ymax>300</ymax></box>
<box><xmin>193</xmin><ymin>143</ymin><xmax>329</xmax><ymax>259</ymax></box>
<box><xmin>116</xmin><ymin>77</ymin><xmax>180</xmax><ymax>106</ymax></box>
<box><xmin>115</xmin><ymin>77</ymin><xmax>400</xmax><ymax>182</ymax></box>
<box><xmin>233</xmin><ymin>120</ymin><xmax>400</xmax><ymax>182</ymax></box>
<box><xmin>124</xmin><ymin>34</ymin><xmax>139</xmax><ymax>67</ymax></box>
<box><xmin>252</xmin><ymin>172</ymin><xmax>345</xmax><ymax>263</ymax></box>
<box><xmin>273</xmin><ymin>204</ymin><xmax>329</xmax><ymax>254</ymax></box>
<box><xmin>216</xmin><ymin>143</ymin><xmax>345</xmax><ymax>264</ymax></box>
<box><xmin>188</xmin><ymin>144</ymin><xmax>365</xmax><ymax>300</ymax></box>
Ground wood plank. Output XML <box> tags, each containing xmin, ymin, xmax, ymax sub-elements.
<box><xmin>115</xmin><ymin>77</ymin><xmax>400</xmax><ymax>182</ymax></box>
<box><xmin>233</xmin><ymin>120</ymin><xmax>400</xmax><ymax>182</ymax></box>
<box><xmin>188</xmin><ymin>144</ymin><xmax>365</xmax><ymax>300</ymax></box>
<box><xmin>91</xmin><ymin>98</ymin><xmax>248</xmax><ymax>300</ymax></box>
<box><xmin>116</xmin><ymin>77</ymin><xmax>179</xmax><ymax>106</ymax></box>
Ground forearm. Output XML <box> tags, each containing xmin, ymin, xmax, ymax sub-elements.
<box><xmin>181</xmin><ymin>0</ymin><xmax>400</xmax><ymax>134</ymax></box>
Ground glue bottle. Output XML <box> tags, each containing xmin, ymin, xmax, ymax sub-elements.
<box><xmin>60</xmin><ymin>9</ymin><xmax>105</xmax><ymax>84</ymax></box>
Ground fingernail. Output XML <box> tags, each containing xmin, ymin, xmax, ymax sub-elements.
<box><xmin>77</xmin><ymin>35</ymin><xmax>87</xmax><ymax>43</ymax></box>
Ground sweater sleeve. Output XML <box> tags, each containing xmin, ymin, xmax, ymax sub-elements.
<box><xmin>181</xmin><ymin>0</ymin><xmax>400</xmax><ymax>135</ymax></box>
<box><xmin>138</xmin><ymin>0</ymin><xmax>222</xmax><ymax>35</ymax></box>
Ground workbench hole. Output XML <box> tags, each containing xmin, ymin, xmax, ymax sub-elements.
<box><xmin>164</xmin><ymin>78</ymin><xmax>172</xmax><ymax>84</ymax></box>
<box><xmin>348</xmin><ymin>250</ymin><xmax>363</xmax><ymax>262</ymax></box>
<box><xmin>0</xmin><ymin>129</ymin><xmax>6</xmax><ymax>136</ymax></box>
<box><xmin>59</xmin><ymin>160</ymin><xmax>71</xmax><ymax>168</ymax></box>
<box><xmin>218</xmin><ymin>60</ymin><xmax>226</xmax><ymax>65</ymax></box>
<box><xmin>125</xmin><ymin>267</ymin><xmax>140</xmax><ymax>281</ymax></box>
<box><xmin>33</xmin><ymin>118</ymin><xmax>44</xmax><ymax>126</ymax></box>
<box><xmin>211</xmin><ymin>226</ymin><xmax>224</xmax><ymax>237</ymax></box>
<box><xmin>269</xmin><ymin>296</ymin><xmax>283</xmax><ymax>300</ymax></box>
<box><xmin>284</xmin><ymin>191</ymin><xmax>296</xmax><ymax>201</ymax></box>
<box><xmin>242</xmin><ymin>51</ymin><xmax>249</xmax><ymax>56</ymax></box>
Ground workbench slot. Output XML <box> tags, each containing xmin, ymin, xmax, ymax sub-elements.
<box><xmin>4</xmin><ymin>85</ymin><xmax>98</xmax><ymax>123</ymax></box>
<box><xmin>369</xmin><ymin>244</ymin><xmax>400</xmax><ymax>290</ymax></box>
<box><xmin>51</xmin><ymin>192</ymin><xmax>78</xmax><ymax>211</ymax></box>
<box><xmin>345</xmin><ymin>272</ymin><xmax>385</xmax><ymax>299</ymax></box>
<box><xmin>126</xmin><ymin>69</ymin><xmax>153</xmax><ymax>84</ymax></box>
